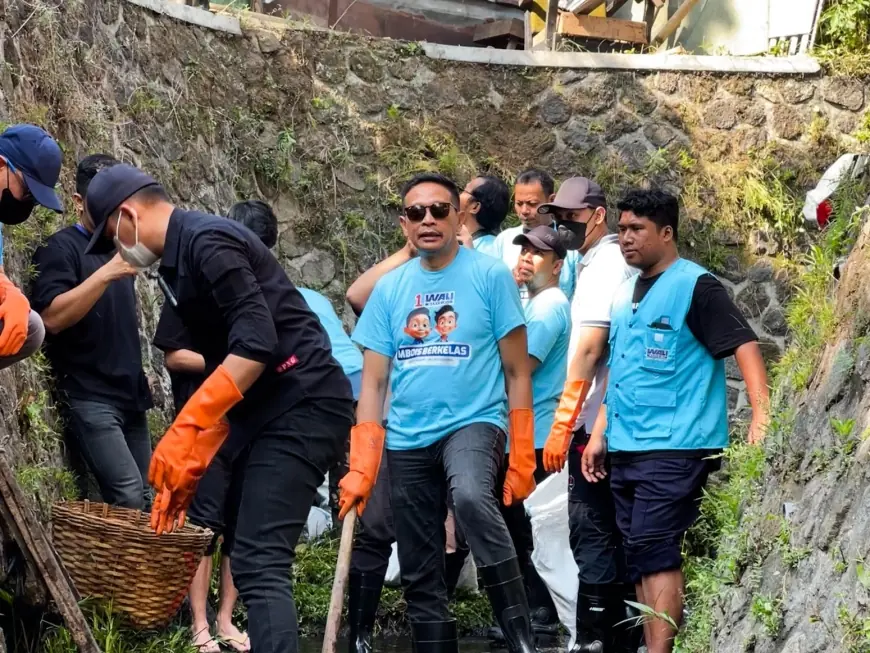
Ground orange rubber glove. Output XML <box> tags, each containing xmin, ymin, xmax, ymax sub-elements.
<box><xmin>151</xmin><ymin>420</ymin><xmax>230</xmax><ymax>534</ymax></box>
<box><xmin>503</xmin><ymin>408</ymin><xmax>536</xmax><ymax>506</ymax></box>
<box><xmin>543</xmin><ymin>379</ymin><xmax>592</xmax><ymax>473</ymax></box>
<box><xmin>149</xmin><ymin>365</ymin><xmax>242</xmax><ymax>534</ymax></box>
<box><xmin>0</xmin><ymin>273</ymin><xmax>30</xmax><ymax>357</ymax></box>
<box><xmin>338</xmin><ymin>422</ymin><xmax>386</xmax><ymax>519</ymax></box>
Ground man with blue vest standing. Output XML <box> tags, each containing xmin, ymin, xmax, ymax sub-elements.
<box><xmin>582</xmin><ymin>189</ymin><xmax>769</xmax><ymax>653</ymax></box>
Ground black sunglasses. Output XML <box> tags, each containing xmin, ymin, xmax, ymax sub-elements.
<box><xmin>403</xmin><ymin>202</ymin><xmax>455</xmax><ymax>222</ymax></box>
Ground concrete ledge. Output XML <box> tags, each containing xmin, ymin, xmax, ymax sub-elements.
<box><xmin>421</xmin><ymin>44</ymin><xmax>822</xmax><ymax>75</ymax></box>
<box><xmin>125</xmin><ymin>0</ymin><xmax>242</xmax><ymax>36</ymax></box>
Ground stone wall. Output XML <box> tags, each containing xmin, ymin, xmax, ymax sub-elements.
<box><xmin>0</xmin><ymin>0</ymin><xmax>866</xmax><ymax>508</ymax></box>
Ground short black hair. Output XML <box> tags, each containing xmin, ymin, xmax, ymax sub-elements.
<box><xmin>406</xmin><ymin>307</ymin><xmax>430</xmax><ymax>325</ymax></box>
<box><xmin>472</xmin><ymin>176</ymin><xmax>510</xmax><ymax>234</ymax></box>
<box><xmin>228</xmin><ymin>200</ymin><xmax>278</xmax><ymax>249</ymax></box>
<box><xmin>76</xmin><ymin>154</ymin><xmax>120</xmax><ymax>198</ymax></box>
<box><xmin>516</xmin><ymin>168</ymin><xmax>555</xmax><ymax>197</ymax></box>
<box><xmin>616</xmin><ymin>189</ymin><xmax>680</xmax><ymax>242</ymax></box>
<box><xmin>435</xmin><ymin>304</ymin><xmax>457</xmax><ymax>321</ymax></box>
<box><xmin>401</xmin><ymin>173</ymin><xmax>461</xmax><ymax>208</ymax></box>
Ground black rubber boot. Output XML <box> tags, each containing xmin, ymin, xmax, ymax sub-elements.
<box><xmin>611</xmin><ymin>585</ymin><xmax>644</xmax><ymax>653</ymax></box>
<box><xmin>411</xmin><ymin>620</ymin><xmax>459</xmax><ymax>653</ymax></box>
<box><xmin>526</xmin><ymin>564</ymin><xmax>559</xmax><ymax>639</ymax></box>
<box><xmin>479</xmin><ymin>558</ymin><xmax>537</xmax><ymax>653</ymax></box>
<box><xmin>571</xmin><ymin>584</ymin><xmax>610</xmax><ymax>653</ymax></box>
<box><xmin>445</xmin><ymin>551</ymin><xmax>466</xmax><ymax>600</ymax></box>
<box><xmin>347</xmin><ymin>572</ymin><xmax>384</xmax><ymax>653</ymax></box>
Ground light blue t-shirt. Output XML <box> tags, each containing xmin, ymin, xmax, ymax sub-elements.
<box><xmin>298</xmin><ymin>288</ymin><xmax>363</xmax><ymax>378</ymax></box>
<box><xmin>0</xmin><ymin>228</ymin><xmax>4</xmax><ymax>266</ymax></box>
<box><xmin>352</xmin><ymin>246</ymin><xmax>526</xmax><ymax>451</ymax></box>
<box><xmin>524</xmin><ymin>287</ymin><xmax>571</xmax><ymax>449</ymax></box>
<box><xmin>494</xmin><ymin>224</ymin><xmax>579</xmax><ymax>302</ymax></box>
<box><xmin>474</xmin><ymin>233</ymin><xmax>499</xmax><ymax>259</ymax></box>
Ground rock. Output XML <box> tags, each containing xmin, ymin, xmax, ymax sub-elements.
<box><xmin>736</xmin><ymin>284</ymin><xmax>771</xmax><ymax>319</ymax></box>
<box><xmin>705</xmin><ymin>100</ymin><xmax>737</xmax><ymax>130</ymax></box>
<box><xmin>387</xmin><ymin>59</ymin><xmax>422</xmax><ymax>82</ymax></box>
<box><xmin>773</xmin><ymin>267</ymin><xmax>794</xmax><ymax>304</ymax></box>
<box><xmin>726</xmin><ymin>357</ymin><xmax>744</xmax><ymax>381</ymax></box>
<box><xmin>723</xmin><ymin>77</ymin><xmax>755</xmax><ymax>97</ymax></box>
<box><xmin>822</xmin><ymin>77</ymin><xmax>865</xmax><ymax>111</ymax></box>
<box><xmin>335</xmin><ymin>166</ymin><xmax>366</xmax><ymax>192</ymax></box>
<box><xmin>719</xmin><ymin>254</ymin><xmax>746</xmax><ymax>284</ymax></box>
<box><xmin>562</xmin><ymin>118</ymin><xmax>603</xmax><ymax>155</ymax></box>
<box><xmin>747</xmin><ymin>259</ymin><xmax>774</xmax><ymax>283</ymax></box>
<box><xmin>770</xmin><ymin>105</ymin><xmax>807</xmax><ymax>140</ymax></box>
<box><xmin>836</xmin><ymin>112</ymin><xmax>860</xmax><ymax>134</ymax></box>
<box><xmin>679</xmin><ymin>75</ymin><xmax>717</xmax><ymax>103</ymax></box>
<box><xmin>781</xmin><ymin>79</ymin><xmax>816</xmax><ymax>104</ymax></box>
<box><xmin>727</xmin><ymin>385</ymin><xmax>740</xmax><ymax>411</ymax></box>
<box><xmin>654</xmin><ymin>73</ymin><xmax>679</xmax><ymax>95</ymax></box>
<box><xmin>735</xmin><ymin>98</ymin><xmax>766</xmax><ymax>127</ymax></box>
<box><xmin>611</xmin><ymin>135</ymin><xmax>652</xmax><ymax>172</ymax></box>
<box><xmin>349</xmin><ymin>50</ymin><xmax>384</xmax><ymax>83</ymax></box>
<box><xmin>714</xmin><ymin>228</ymin><xmax>742</xmax><ymax>246</ymax></box>
<box><xmin>757</xmin><ymin>337</ymin><xmax>782</xmax><ymax>365</ymax></box>
<box><xmin>487</xmin><ymin>88</ymin><xmax>504</xmax><ymax>111</ymax></box>
<box><xmin>620</xmin><ymin>88</ymin><xmax>658</xmax><ymax>116</ymax></box>
<box><xmin>284</xmin><ymin>249</ymin><xmax>336</xmax><ymax>290</ymax></box>
<box><xmin>755</xmin><ymin>81</ymin><xmax>783</xmax><ymax>104</ymax></box>
<box><xmin>603</xmin><ymin>110</ymin><xmax>641</xmax><ymax>142</ymax></box>
<box><xmin>539</xmin><ymin>92</ymin><xmax>572</xmax><ymax>125</ymax></box>
<box><xmin>737</xmin><ymin>127</ymin><xmax>768</xmax><ymax>152</ymax></box>
<box><xmin>643</xmin><ymin>122</ymin><xmax>677</xmax><ymax>147</ymax></box>
<box><xmin>761</xmin><ymin>305</ymin><xmax>788</xmax><ymax>337</ymax></box>
<box><xmin>255</xmin><ymin>30</ymin><xmax>282</xmax><ymax>54</ymax></box>
<box><xmin>556</xmin><ymin>70</ymin><xmax>587</xmax><ymax>86</ymax></box>
<box><xmin>568</xmin><ymin>73</ymin><xmax>616</xmax><ymax>115</ymax></box>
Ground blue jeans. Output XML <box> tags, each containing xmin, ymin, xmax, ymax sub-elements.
<box><xmin>59</xmin><ymin>397</ymin><xmax>151</xmax><ymax>510</ymax></box>
<box><xmin>387</xmin><ymin>422</ymin><xmax>514</xmax><ymax>623</ymax></box>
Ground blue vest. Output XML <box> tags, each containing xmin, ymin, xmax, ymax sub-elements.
<box><xmin>605</xmin><ymin>258</ymin><xmax>728</xmax><ymax>452</ymax></box>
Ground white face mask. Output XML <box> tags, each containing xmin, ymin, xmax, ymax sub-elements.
<box><xmin>114</xmin><ymin>212</ymin><xmax>159</xmax><ymax>268</ymax></box>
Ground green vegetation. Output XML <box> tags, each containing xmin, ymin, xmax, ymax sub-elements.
<box><xmin>815</xmin><ymin>0</ymin><xmax>870</xmax><ymax>75</ymax></box>
<box><xmin>750</xmin><ymin>594</ymin><xmax>784</xmax><ymax>638</ymax></box>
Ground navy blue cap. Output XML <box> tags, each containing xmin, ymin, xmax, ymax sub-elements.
<box><xmin>84</xmin><ymin>164</ymin><xmax>160</xmax><ymax>254</ymax></box>
<box><xmin>0</xmin><ymin>124</ymin><xmax>63</xmax><ymax>213</ymax></box>
<box><xmin>513</xmin><ymin>225</ymin><xmax>567</xmax><ymax>259</ymax></box>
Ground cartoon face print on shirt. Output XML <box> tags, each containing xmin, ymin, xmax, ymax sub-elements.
<box><xmin>435</xmin><ymin>304</ymin><xmax>458</xmax><ymax>342</ymax></box>
<box><xmin>404</xmin><ymin>307</ymin><xmax>432</xmax><ymax>344</ymax></box>
<box><xmin>398</xmin><ymin>291</ymin><xmax>471</xmax><ymax>367</ymax></box>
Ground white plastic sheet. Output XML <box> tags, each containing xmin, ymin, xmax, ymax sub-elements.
<box><xmin>526</xmin><ymin>468</ymin><xmax>578</xmax><ymax>648</ymax></box>
<box><xmin>385</xmin><ymin>543</ymin><xmax>479</xmax><ymax>592</ymax></box>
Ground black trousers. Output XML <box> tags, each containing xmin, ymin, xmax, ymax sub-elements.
<box><xmin>186</xmin><ymin>441</ymin><xmax>245</xmax><ymax>556</ymax></box>
<box><xmin>350</xmin><ymin>454</ymin><xmax>395</xmax><ymax>578</ymax></box>
<box><xmin>500</xmin><ymin>448</ymin><xmax>557</xmax><ymax>614</ymax></box>
<box><xmin>230</xmin><ymin>398</ymin><xmax>353</xmax><ymax>653</ymax></box>
<box><xmin>567</xmin><ymin>430</ymin><xmax>623</xmax><ymax>586</ymax></box>
<box><xmin>388</xmin><ymin>423</ymin><xmax>514</xmax><ymax>623</ymax></box>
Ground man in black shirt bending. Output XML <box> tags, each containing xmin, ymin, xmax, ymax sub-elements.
<box><xmin>30</xmin><ymin>154</ymin><xmax>153</xmax><ymax>509</ymax></box>
<box><xmin>84</xmin><ymin>164</ymin><xmax>354</xmax><ymax>653</ymax></box>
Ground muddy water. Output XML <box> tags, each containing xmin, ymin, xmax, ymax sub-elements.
<box><xmin>299</xmin><ymin>638</ymin><xmax>494</xmax><ymax>653</ymax></box>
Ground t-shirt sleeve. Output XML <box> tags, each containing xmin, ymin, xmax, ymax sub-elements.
<box><xmin>575</xmin><ymin>252</ymin><xmax>628</xmax><ymax>328</ymax></box>
<box><xmin>152</xmin><ymin>302</ymin><xmax>195</xmax><ymax>352</ymax></box>
<box><xmin>488</xmin><ymin>261</ymin><xmax>526</xmax><ymax>341</ymax></box>
<box><xmin>351</xmin><ymin>280</ymin><xmax>396</xmax><ymax>358</ymax></box>
<box><xmin>685</xmin><ymin>274</ymin><xmax>758</xmax><ymax>359</ymax></box>
<box><xmin>527</xmin><ymin>305</ymin><xmax>564</xmax><ymax>364</ymax></box>
<box><xmin>29</xmin><ymin>241</ymin><xmax>79</xmax><ymax>314</ymax></box>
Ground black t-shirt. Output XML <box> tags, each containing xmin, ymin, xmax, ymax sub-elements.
<box><xmin>152</xmin><ymin>304</ymin><xmax>205</xmax><ymax>414</ymax></box>
<box><xmin>30</xmin><ymin>225</ymin><xmax>153</xmax><ymax>411</ymax></box>
<box><xmin>612</xmin><ymin>272</ymin><xmax>756</xmax><ymax>464</ymax></box>
<box><xmin>157</xmin><ymin>209</ymin><xmax>352</xmax><ymax>435</ymax></box>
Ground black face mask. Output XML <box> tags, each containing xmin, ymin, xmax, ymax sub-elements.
<box><xmin>0</xmin><ymin>188</ymin><xmax>34</xmax><ymax>225</ymax></box>
<box><xmin>556</xmin><ymin>219</ymin><xmax>587</xmax><ymax>251</ymax></box>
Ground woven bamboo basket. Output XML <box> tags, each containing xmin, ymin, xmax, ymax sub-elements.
<box><xmin>51</xmin><ymin>500</ymin><xmax>213</xmax><ymax>629</ymax></box>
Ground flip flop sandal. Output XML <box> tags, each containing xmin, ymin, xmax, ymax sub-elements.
<box><xmin>217</xmin><ymin>633</ymin><xmax>251</xmax><ymax>653</ymax></box>
<box><xmin>192</xmin><ymin>628</ymin><xmax>221</xmax><ymax>653</ymax></box>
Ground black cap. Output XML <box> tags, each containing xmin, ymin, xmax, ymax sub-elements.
<box><xmin>84</xmin><ymin>164</ymin><xmax>160</xmax><ymax>254</ymax></box>
<box><xmin>538</xmin><ymin>177</ymin><xmax>606</xmax><ymax>214</ymax></box>
<box><xmin>513</xmin><ymin>225</ymin><xmax>567</xmax><ymax>259</ymax></box>
<box><xmin>0</xmin><ymin>124</ymin><xmax>64</xmax><ymax>213</ymax></box>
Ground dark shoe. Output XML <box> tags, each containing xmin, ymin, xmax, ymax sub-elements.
<box><xmin>347</xmin><ymin>572</ymin><xmax>384</xmax><ymax>653</ymax></box>
<box><xmin>573</xmin><ymin>584</ymin><xmax>610</xmax><ymax>653</ymax></box>
<box><xmin>530</xmin><ymin>606</ymin><xmax>559</xmax><ymax>638</ymax></box>
<box><xmin>479</xmin><ymin>557</ymin><xmax>537</xmax><ymax>653</ymax></box>
<box><xmin>487</xmin><ymin>624</ymin><xmax>505</xmax><ymax>646</ymax></box>
<box><xmin>611</xmin><ymin>585</ymin><xmax>644</xmax><ymax>653</ymax></box>
<box><xmin>411</xmin><ymin>620</ymin><xmax>459</xmax><ymax>653</ymax></box>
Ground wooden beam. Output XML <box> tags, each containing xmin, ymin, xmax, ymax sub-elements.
<box><xmin>524</xmin><ymin>10</ymin><xmax>533</xmax><ymax>50</ymax></box>
<box><xmin>0</xmin><ymin>454</ymin><xmax>100</xmax><ymax>653</ymax></box>
<box><xmin>642</xmin><ymin>0</ymin><xmax>657</xmax><ymax>43</ymax></box>
<box><xmin>250</xmin><ymin>0</ymin><xmax>263</xmax><ymax>12</ymax></box>
<box><xmin>558</xmin><ymin>12</ymin><xmax>649</xmax><ymax>44</ymax></box>
<box><xmin>543</xmin><ymin>0</ymin><xmax>559</xmax><ymax>48</ymax></box>
<box><xmin>652</xmin><ymin>0</ymin><xmax>702</xmax><ymax>46</ymax></box>
<box><xmin>474</xmin><ymin>18</ymin><xmax>526</xmax><ymax>45</ymax></box>
<box><xmin>571</xmin><ymin>0</ymin><xmax>606</xmax><ymax>14</ymax></box>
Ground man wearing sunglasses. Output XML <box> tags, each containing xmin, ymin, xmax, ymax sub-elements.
<box><xmin>494</xmin><ymin>169</ymin><xmax>579</xmax><ymax>304</ymax></box>
<box><xmin>458</xmin><ymin>175</ymin><xmax>510</xmax><ymax>258</ymax></box>
<box><xmin>0</xmin><ymin>124</ymin><xmax>65</xmax><ymax>369</ymax></box>
<box><xmin>343</xmin><ymin>172</ymin><xmax>538</xmax><ymax>653</ymax></box>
